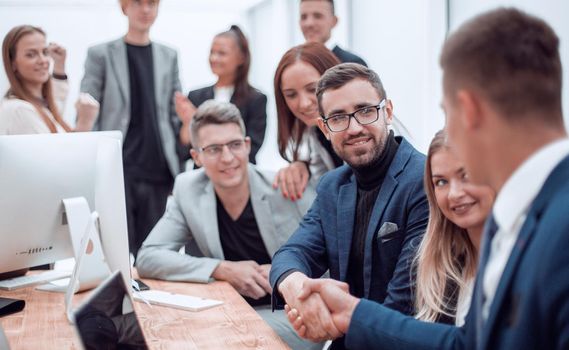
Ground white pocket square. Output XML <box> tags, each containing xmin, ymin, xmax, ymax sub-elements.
<box><xmin>377</xmin><ymin>222</ymin><xmax>399</xmax><ymax>242</ymax></box>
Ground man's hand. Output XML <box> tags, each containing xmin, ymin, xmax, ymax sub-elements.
<box><xmin>286</xmin><ymin>278</ymin><xmax>360</xmax><ymax>335</ymax></box>
<box><xmin>272</xmin><ymin>161</ymin><xmax>310</xmax><ymax>201</ymax></box>
<box><xmin>278</xmin><ymin>272</ymin><xmax>343</xmax><ymax>342</ymax></box>
<box><xmin>212</xmin><ymin>260</ymin><xmax>271</xmax><ymax>299</ymax></box>
<box><xmin>75</xmin><ymin>93</ymin><xmax>100</xmax><ymax>131</ymax></box>
<box><xmin>47</xmin><ymin>42</ymin><xmax>67</xmax><ymax>76</ymax></box>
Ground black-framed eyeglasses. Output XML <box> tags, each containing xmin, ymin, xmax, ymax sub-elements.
<box><xmin>322</xmin><ymin>99</ymin><xmax>386</xmax><ymax>132</ymax></box>
<box><xmin>198</xmin><ymin>139</ymin><xmax>247</xmax><ymax>158</ymax></box>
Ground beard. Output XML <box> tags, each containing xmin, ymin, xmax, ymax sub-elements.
<box><xmin>331</xmin><ymin>122</ymin><xmax>389</xmax><ymax>170</ymax></box>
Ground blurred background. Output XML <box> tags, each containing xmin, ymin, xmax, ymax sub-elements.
<box><xmin>1</xmin><ymin>0</ymin><xmax>567</xmax><ymax>170</ymax></box>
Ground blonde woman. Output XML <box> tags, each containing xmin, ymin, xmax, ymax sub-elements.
<box><xmin>0</xmin><ymin>25</ymin><xmax>98</xmax><ymax>135</ymax></box>
<box><xmin>414</xmin><ymin>129</ymin><xmax>495</xmax><ymax>325</ymax></box>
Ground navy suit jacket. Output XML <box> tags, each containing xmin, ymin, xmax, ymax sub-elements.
<box><xmin>332</xmin><ymin>45</ymin><xmax>367</xmax><ymax>67</ymax></box>
<box><xmin>344</xmin><ymin>155</ymin><xmax>569</xmax><ymax>350</ymax></box>
<box><xmin>270</xmin><ymin>137</ymin><xmax>428</xmax><ymax>315</ymax></box>
<box><xmin>187</xmin><ymin>85</ymin><xmax>267</xmax><ymax>164</ymax></box>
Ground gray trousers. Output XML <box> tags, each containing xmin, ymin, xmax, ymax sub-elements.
<box><xmin>255</xmin><ymin>305</ymin><xmax>324</xmax><ymax>350</ymax></box>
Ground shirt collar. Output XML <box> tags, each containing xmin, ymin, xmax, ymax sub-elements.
<box><xmin>494</xmin><ymin>138</ymin><xmax>569</xmax><ymax>232</ymax></box>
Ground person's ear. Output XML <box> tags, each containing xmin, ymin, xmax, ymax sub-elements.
<box><xmin>317</xmin><ymin>118</ymin><xmax>331</xmax><ymax>140</ymax></box>
<box><xmin>383</xmin><ymin>99</ymin><xmax>393</xmax><ymax>125</ymax></box>
<box><xmin>190</xmin><ymin>148</ymin><xmax>202</xmax><ymax>167</ymax></box>
<box><xmin>244</xmin><ymin>136</ymin><xmax>251</xmax><ymax>155</ymax></box>
<box><xmin>456</xmin><ymin>90</ymin><xmax>483</xmax><ymax>130</ymax></box>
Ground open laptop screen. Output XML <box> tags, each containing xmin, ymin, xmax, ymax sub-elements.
<box><xmin>73</xmin><ymin>271</ymin><xmax>148</xmax><ymax>350</ymax></box>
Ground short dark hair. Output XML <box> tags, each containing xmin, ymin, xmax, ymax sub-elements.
<box><xmin>300</xmin><ymin>0</ymin><xmax>334</xmax><ymax>15</ymax></box>
<box><xmin>190</xmin><ymin>100</ymin><xmax>246</xmax><ymax>148</ymax></box>
<box><xmin>316</xmin><ymin>63</ymin><xmax>386</xmax><ymax>116</ymax></box>
<box><xmin>440</xmin><ymin>7</ymin><xmax>562</xmax><ymax>125</ymax></box>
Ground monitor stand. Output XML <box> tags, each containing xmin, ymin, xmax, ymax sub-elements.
<box><xmin>36</xmin><ymin>198</ymin><xmax>111</xmax><ymax>313</ymax></box>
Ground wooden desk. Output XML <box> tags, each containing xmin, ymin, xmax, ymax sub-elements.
<box><xmin>0</xmin><ymin>278</ymin><xmax>289</xmax><ymax>349</ymax></box>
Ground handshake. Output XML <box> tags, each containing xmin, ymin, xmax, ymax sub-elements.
<box><xmin>278</xmin><ymin>272</ymin><xmax>361</xmax><ymax>342</ymax></box>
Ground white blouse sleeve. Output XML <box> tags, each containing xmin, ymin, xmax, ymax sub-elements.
<box><xmin>51</xmin><ymin>78</ymin><xmax>69</xmax><ymax>115</ymax></box>
<box><xmin>0</xmin><ymin>99</ymin><xmax>51</xmax><ymax>135</ymax></box>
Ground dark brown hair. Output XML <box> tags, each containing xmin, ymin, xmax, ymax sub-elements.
<box><xmin>316</xmin><ymin>62</ymin><xmax>386</xmax><ymax>115</ymax></box>
<box><xmin>440</xmin><ymin>7</ymin><xmax>562</xmax><ymax>125</ymax></box>
<box><xmin>215</xmin><ymin>25</ymin><xmax>252</xmax><ymax>109</ymax></box>
<box><xmin>2</xmin><ymin>25</ymin><xmax>71</xmax><ymax>132</ymax></box>
<box><xmin>274</xmin><ymin>42</ymin><xmax>340</xmax><ymax>161</ymax></box>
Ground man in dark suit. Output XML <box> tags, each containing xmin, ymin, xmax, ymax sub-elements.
<box><xmin>288</xmin><ymin>8</ymin><xmax>569</xmax><ymax>350</ymax></box>
<box><xmin>269</xmin><ymin>63</ymin><xmax>429</xmax><ymax>349</ymax></box>
<box><xmin>299</xmin><ymin>0</ymin><xmax>367</xmax><ymax>66</ymax></box>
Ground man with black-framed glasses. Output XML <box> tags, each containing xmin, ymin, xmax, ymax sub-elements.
<box><xmin>137</xmin><ymin>100</ymin><xmax>322</xmax><ymax>350</ymax></box>
<box><xmin>270</xmin><ymin>63</ymin><xmax>428</xmax><ymax>349</ymax></box>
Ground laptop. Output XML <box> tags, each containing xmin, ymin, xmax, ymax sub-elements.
<box><xmin>71</xmin><ymin>270</ymin><xmax>148</xmax><ymax>350</ymax></box>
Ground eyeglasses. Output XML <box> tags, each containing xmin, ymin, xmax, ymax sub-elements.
<box><xmin>198</xmin><ymin>139</ymin><xmax>246</xmax><ymax>158</ymax></box>
<box><xmin>322</xmin><ymin>99</ymin><xmax>386</xmax><ymax>132</ymax></box>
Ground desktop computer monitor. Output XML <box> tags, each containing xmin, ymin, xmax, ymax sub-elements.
<box><xmin>0</xmin><ymin>131</ymin><xmax>131</xmax><ymax>283</ymax></box>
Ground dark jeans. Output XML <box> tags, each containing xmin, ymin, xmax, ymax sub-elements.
<box><xmin>124</xmin><ymin>176</ymin><xmax>173</xmax><ymax>258</ymax></box>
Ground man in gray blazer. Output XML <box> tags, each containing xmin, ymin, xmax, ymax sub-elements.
<box><xmin>80</xmin><ymin>0</ymin><xmax>182</xmax><ymax>256</ymax></box>
<box><xmin>136</xmin><ymin>100</ymin><xmax>321</xmax><ymax>350</ymax></box>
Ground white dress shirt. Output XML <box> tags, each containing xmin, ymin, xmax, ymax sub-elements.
<box><xmin>482</xmin><ymin>138</ymin><xmax>569</xmax><ymax>320</ymax></box>
<box><xmin>456</xmin><ymin>278</ymin><xmax>474</xmax><ymax>326</ymax></box>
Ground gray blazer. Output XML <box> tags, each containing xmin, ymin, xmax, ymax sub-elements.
<box><xmin>80</xmin><ymin>38</ymin><xmax>182</xmax><ymax>175</ymax></box>
<box><xmin>136</xmin><ymin>165</ymin><xmax>316</xmax><ymax>283</ymax></box>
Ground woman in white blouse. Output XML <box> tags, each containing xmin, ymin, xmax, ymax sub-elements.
<box><xmin>0</xmin><ymin>25</ymin><xmax>98</xmax><ymax>135</ymax></box>
<box><xmin>414</xmin><ymin>129</ymin><xmax>495</xmax><ymax>326</ymax></box>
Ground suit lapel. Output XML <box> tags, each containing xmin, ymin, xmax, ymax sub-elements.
<box><xmin>249</xmin><ymin>168</ymin><xmax>280</xmax><ymax>256</ymax></box>
<box><xmin>480</xmin><ymin>155</ymin><xmax>569</xmax><ymax>348</ymax></box>
<box><xmin>362</xmin><ymin>139</ymin><xmax>410</xmax><ymax>296</ymax></box>
<box><xmin>363</xmin><ymin>174</ymin><xmax>397</xmax><ymax>296</ymax></box>
<box><xmin>198</xmin><ymin>181</ymin><xmax>224</xmax><ymax>259</ymax></box>
<box><xmin>109</xmin><ymin>39</ymin><xmax>130</xmax><ymax>107</ymax></box>
<box><xmin>152</xmin><ymin>44</ymin><xmax>164</xmax><ymax>111</ymax></box>
<box><xmin>480</xmin><ymin>215</ymin><xmax>537</xmax><ymax>348</ymax></box>
<box><xmin>338</xmin><ymin>177</ymin><xmax>357</xmax><ymax>281</ymax></box>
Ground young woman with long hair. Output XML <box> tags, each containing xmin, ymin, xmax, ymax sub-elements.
<box><xmin>175</xmin><ymin>25</ymin><xmax>267</xmax><ymax>164</ymax></box>
<box><xmin>0</xmin><ymin>25</ymin><xmax>98</xmax><ymax>134</ymax></box>
<box><xmin>414</xmin><ymin>129</ymin><xmax>495</xmax><ymax>325</ymax></box>
<box><xmin>272</xmin><ymin>42</ymin><xmax>342</xmax><ymax>200</ymax></box>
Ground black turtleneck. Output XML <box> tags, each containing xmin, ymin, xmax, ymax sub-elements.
<box><xmin>347</xmin><ymin>131</ymin><xmax>399</xmax><ymax>298</ymax></box>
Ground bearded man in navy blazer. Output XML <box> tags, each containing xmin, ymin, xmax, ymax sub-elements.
<box><xmin>269</xmin><ymin>63</ymin><xmax>429</xmax><ymax>349</ymax></box>
<box><xmin>287</xmin><ymin>8</ymin><xmax>569</xmax><ymax>350</ymax></box>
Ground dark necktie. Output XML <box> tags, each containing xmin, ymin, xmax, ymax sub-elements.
<box><xmin>475</xmin><ymin>214</ymin><xmax>499</xmax><ymax>349</ymax></box>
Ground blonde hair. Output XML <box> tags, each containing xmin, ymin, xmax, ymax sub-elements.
<box><xmin>413</xmin><ymin>129</ymin><xmax>478</xmax><ymax>322</ymax></box>
<box><xmin>2</xmin><ymin>25</ymin><xmax>70</xmax><ymax>133</ymax></box>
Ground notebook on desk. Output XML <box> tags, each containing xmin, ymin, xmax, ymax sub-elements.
<box><xmin>70</xmin><ymin>270</ymin><xmax>148</xmax><ymax>350</ymax></box>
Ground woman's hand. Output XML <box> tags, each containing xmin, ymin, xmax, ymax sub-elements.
<box><xmin>174</xmin><ymin>92</ymin><xmax>197</xmax><ymax>145</ymax></box>
<box><xmin>273</xmin><ymin>161</ymin><xmax>310</xmax><ymax>201</ymax></box>
<box><xmin>47</xmin><ymin>42</ymin><xmax>67</xmax><ymax>76</ymax></box>
<box><xmin>75</xmin><ymin>93</ymin><xmax>100</xmax><ymax>132</ymax></box>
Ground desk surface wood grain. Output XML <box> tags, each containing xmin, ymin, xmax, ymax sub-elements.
<box><xmin>0</xmin><ymin>277</ymin><xmax>290</xmax><ymax>350</ymax></box>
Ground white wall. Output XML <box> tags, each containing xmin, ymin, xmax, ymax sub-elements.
<box><xmin>351</xmin><ymin>0</ymin><xmax>448</xmax><ymax>152</ymax></box>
